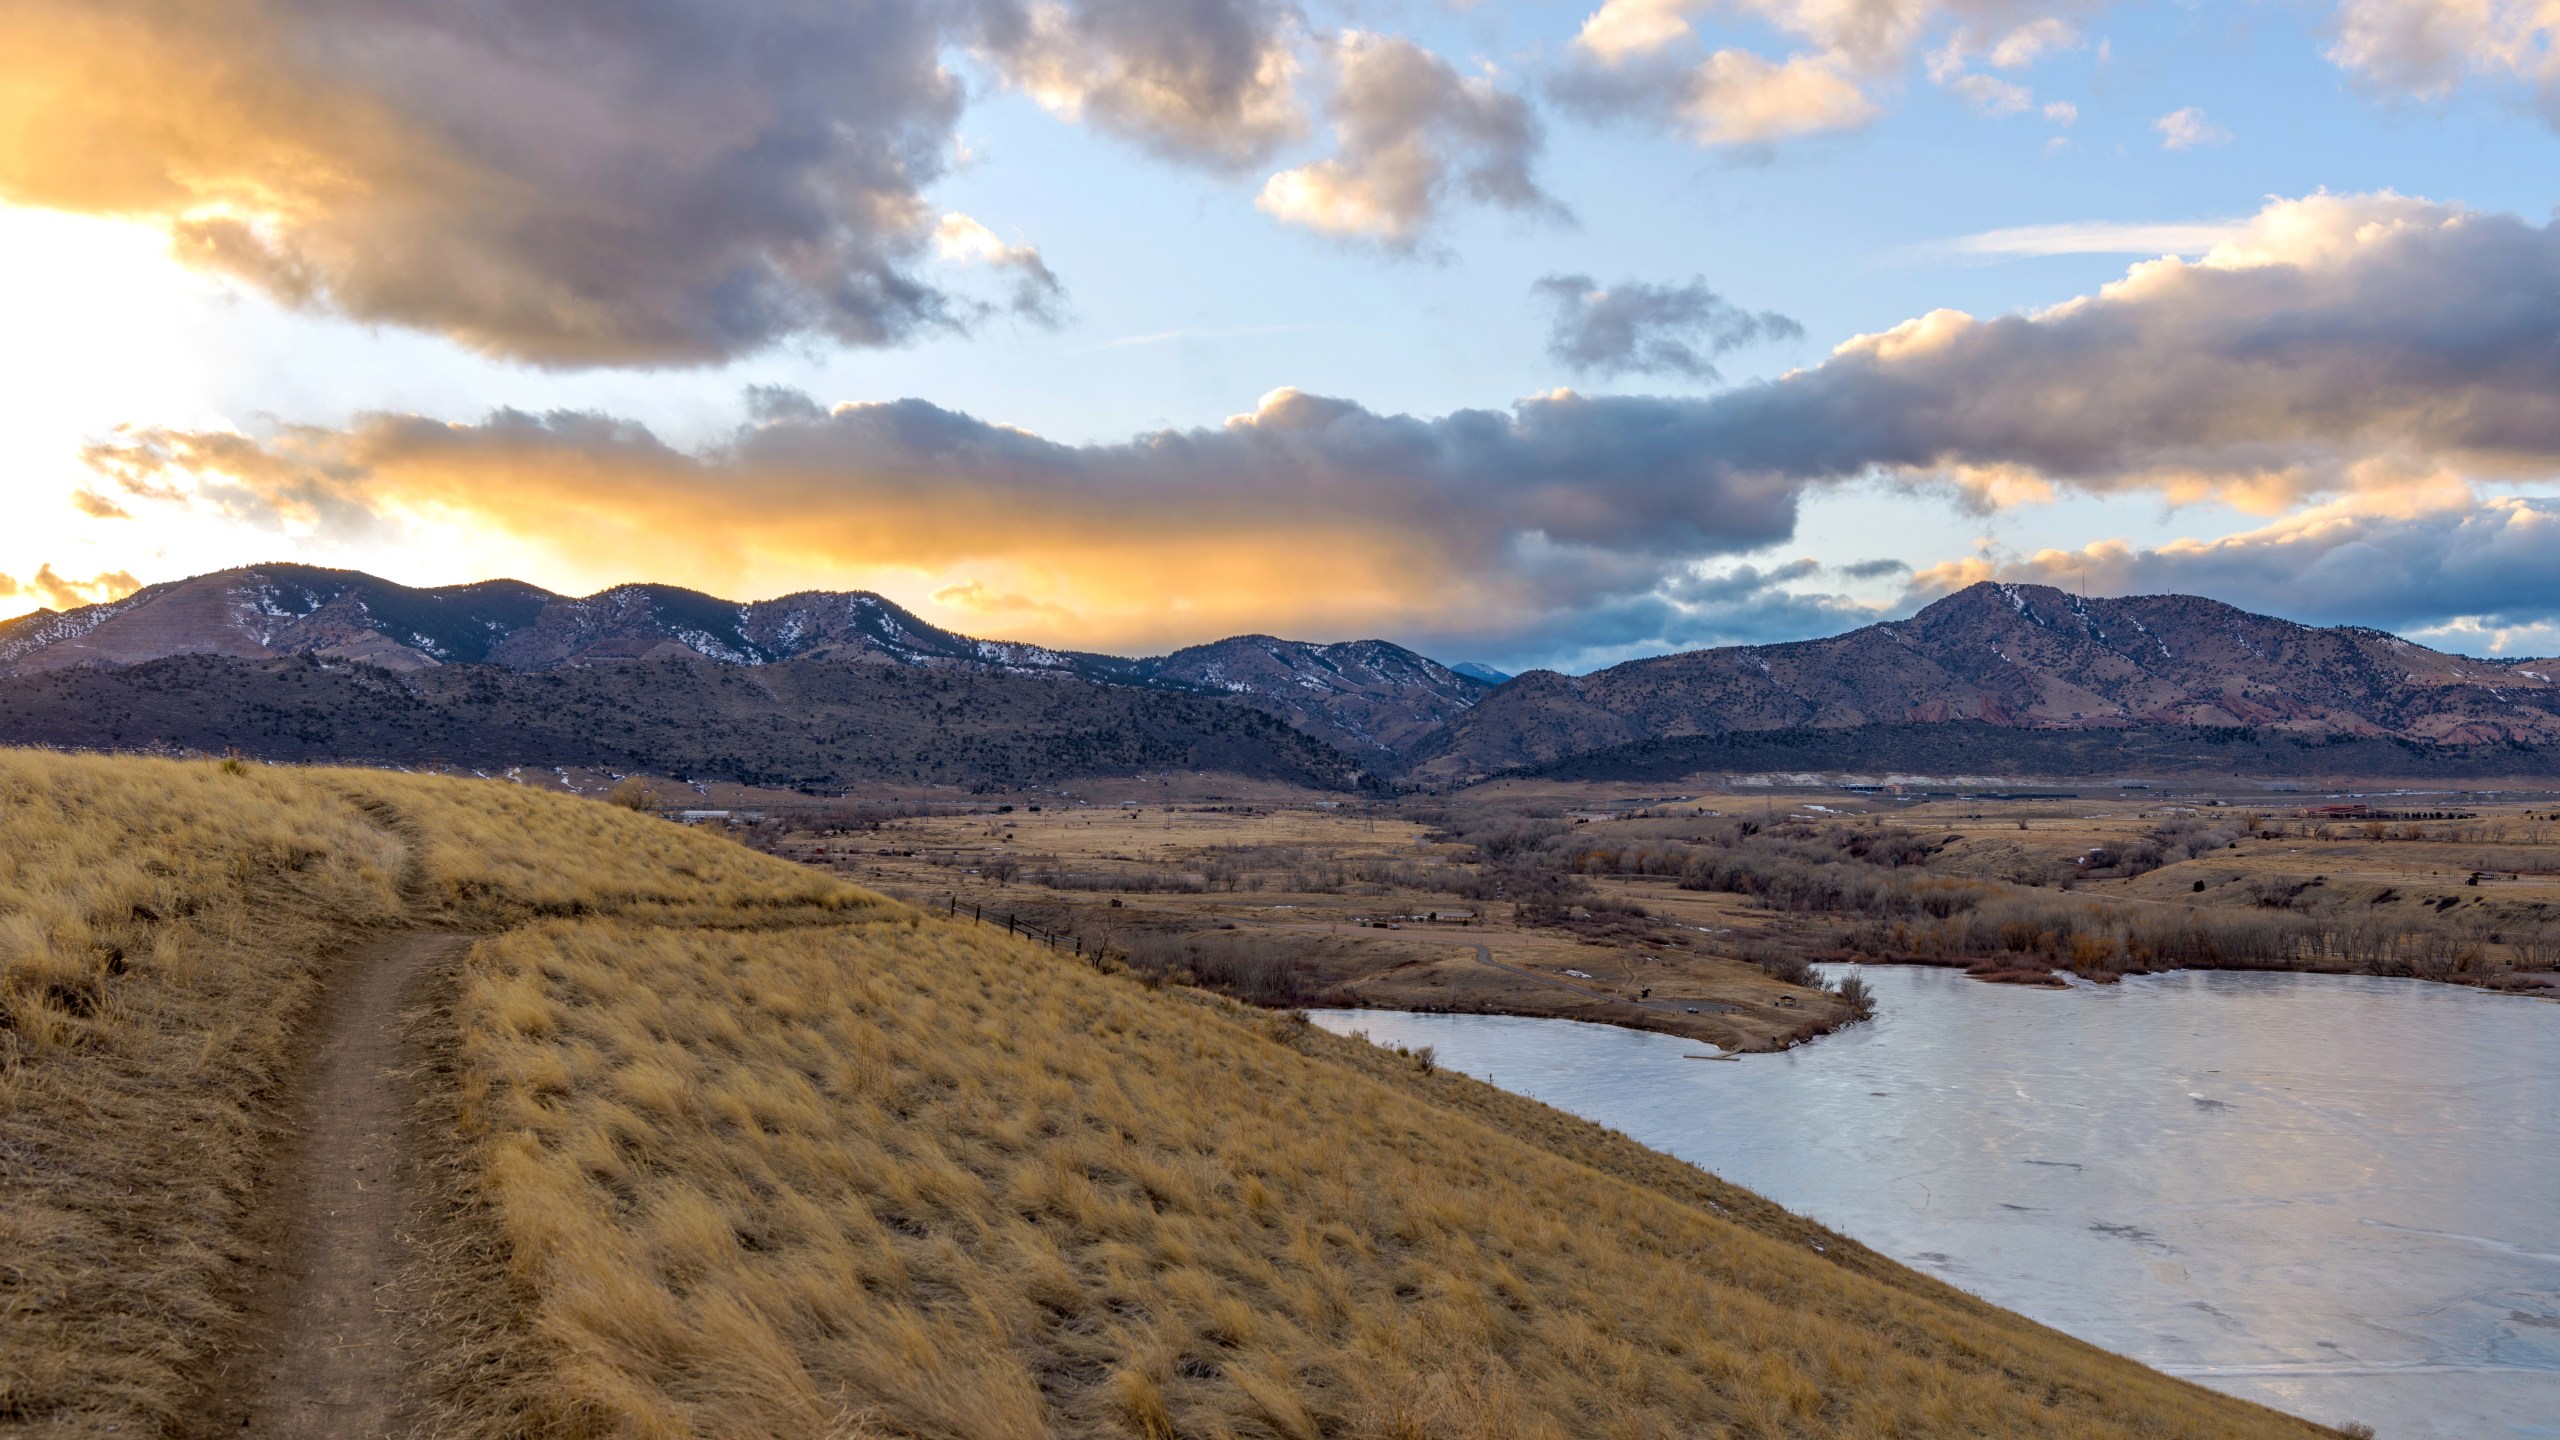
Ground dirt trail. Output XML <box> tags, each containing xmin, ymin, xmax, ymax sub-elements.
<box><xmin>201</xmin><ymin>929</ymin><xmax>470</xmax><ymax>1439</ymax></box>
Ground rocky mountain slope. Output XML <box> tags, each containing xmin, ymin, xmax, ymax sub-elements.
<box><xmin>1404</xmin><ymin>583</ymin><xmax>2560</xmax><ymax>782</ymax></box>
<box><xmin>0</xmin><ymin>653</ymin><xmax>1373</xmax><ymax>791</ymax></box>
<box><xmin>0</xmin><ymin>565</ymin><xmax>1484</xmax><ymax>760</ymax></box>
<box><xmin>1129</xmin><ymin>635</ymin><xmax>1487</xmax><ymax>755</ymax></box>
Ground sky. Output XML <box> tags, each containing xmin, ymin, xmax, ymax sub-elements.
<box><xmin>4</xmin><ymin>0</ymin><xmax>2560</xmax><ymax>674</ymax></box>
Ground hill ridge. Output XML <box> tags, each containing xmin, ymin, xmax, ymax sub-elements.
<box><xmin>1404</xmin><ymin>582</ymin><xmax>2560</xmax><ymax>782</ymax></box>
<box><xmin>0</xmin><ymin>564</ymin><xmax>1490</xmax><ymax>760</ymax></box>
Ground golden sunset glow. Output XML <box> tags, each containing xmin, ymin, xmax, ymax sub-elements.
<box><xmin>0</xmin><ymin>204</ymin><xmax>227</xmax><ymax>618</ymax></box>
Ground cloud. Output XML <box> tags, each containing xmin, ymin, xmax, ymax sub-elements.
<box><xmin>1904</xmin><ymin>491</ymin><xmax>2560</xmax><ymax>651</ymax></box>
<box><xmin>2327</xmin><ymin>0</ymin><xmax>2560</xmax><ymax>118</ymax></box>
<box><xmin>1727</xmin><ymin>190</ymin><xmax>2560</xmax><ymax>514</ymax></box>
<box><xmin>1555</xmin><ymin>0</ymin><xmax>2089</xmax><ymax>146</ymax></box>
<box><xmin>1533</xmin><ymin>274</ymin><xmax>1802</xmax><ymax>380</ymax></box>
<box><xmin>1920</xmin><ymin>217</ymin><xmax>2247</xmax><ymax>261</ymax></box>
<box><xmin>0</xmin><ymin>0</ymin><xmax>999</xmax><ymax>366</ymax></box>
<box><xmin>82</xmin><ymin>386</ymin><xmax>1815</xmax><ymax>655</ymax></box>
<box><xmin>0</xmin><ymin>0</ymin><xmax>1345</xmax><ymax>364</ymax></box>
<box><xmin>1947</xmin><ymin>71</ymin><xmax>2034</xmax><ymax>113</ymax></box>
<box><xmin>1433</xmin><ymin>557</ymin><xmax>1885</xmax><ymax>674</ymax></box>
<box><xmin>1928</xmin><ymin>19</ymin><xmax>2079</xmax><ymax>116</ymax></box>
<box><xmin>2155</xmin><ymin>105</ymin><xmax>2231</xmax><ymax>148</ymax></box>
<box><xmin>13</xmin><ymin>564</ymin><xmax>144</xmax><ymax>610</ymax></box>
<box><xmin>1557</xmin><ymin>1</ymin><xmax>2560</xmax><ymax>150</ymax></box>
<box><xmin>71</xmin><ymin>490</ymin><xmax>132</xmax><ymax>520</ymax></box>
<box><xmin>1986</xmin><ymin>18</ymin><xmax>2081</xmax><ymax>67</ymax></box>
<box><xmin>974</xmin><ymin>0</ymin><xmax>1306</xmax><ymax>170</ymax></box>
<box><xmin>1840</xmin><ymin>557</ymin><xmax>1914</xmax><ymax>579</ymax></box>
<box><xmin>77</xmin><ymin>189</ymin><xmax>2560</xmax><ymax>662</ymax></box>
<box><xmin>932</xmin><ymin>580</ymin><xmax>1080</xmax><ymax>618</ymax></box>
<box><xmin>933</xmin><ymin>212</ymin><xmax>1067</xmax><ymax>322</ymax></box>
<box><xmin>1254</xmin><ymin>33</ymin><xmax>1556</xmax><ymax>244</ymax></box>
<box><xmin>1555</xmin><ymin>44</ymin><xmax>1882</xmax><ymax>146</ymax></box>
<box><xmin>1570</xmin><ymin>0</ymin><xmax>1942</xmax><ymax>70</ymax></box>
<box><xmin>1682</xmin><ymin>49</ymin><xmax>1887</xmax><ymax>142</ymax></box>
<box><xmin>2041</xmin><ymin>100</ymin><xmax>2079</xmax><ymax>123</ymax></box>
<box><xmin>1570</xmin><ymin>0</ymin><xmax>1716</xmax><ymax>64</ymax></box>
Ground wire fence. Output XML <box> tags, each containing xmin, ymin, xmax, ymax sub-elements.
<box><xmin>942</xmin><ymin>893</ymin><xmax>1110</xmax><ymax>964</ymax></box>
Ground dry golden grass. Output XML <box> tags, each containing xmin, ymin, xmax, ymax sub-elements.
<box><xmin>316</xmin><ymin>767</ymin><xmax>869</xmax><ymax>923</ymax></box>
<box><xmin>447</xmin><ymin>915</ymin><xmax>2336</xmax><ymax>1440</ymax></box>
<box><xmin>0</xmin><ymin>753</ymin><xmax>409</xmax><ymax>1431</ymax></box>
<box><xmin>0</xmin><ymin>750</ymin><xmax>2345</xmax><ymax>1438</ymax></box>
<box><xmin>0</xmin><ymin>749</ymin><xmax>870</xmax><ymax>1436</ymax></box>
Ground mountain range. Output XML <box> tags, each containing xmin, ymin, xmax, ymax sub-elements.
<box><xmin>1404</xmin><ymin>584</ymin><xmax>2560</xmax><ymax>783</ymax></box>
<box><xmin>0</xmin><ymin>652</ymin><xmax>1373</xmax><ymax>792</ymax></box>
<box><xmin>3</xmin><ymin>565</ymin><xmax>2555</xmax><ymax>787</ymax></box>
<box><xmin>0</xmin><ymin>565</ymin><xmax>1488</xmax><ymax>762</ymax></box>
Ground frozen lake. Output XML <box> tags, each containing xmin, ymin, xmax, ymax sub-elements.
<box><xmin>1315</xmin><ymin>966</ymin><xmax>2560</xmax><ymax>1438</ymax></box>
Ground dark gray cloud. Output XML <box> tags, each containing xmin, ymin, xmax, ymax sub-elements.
<box><xmin>971</xmin><ymin>0</ymin><xmax>1305</xmax><ymax>170</ymax></box>
<box><xmin>8</xmin><ymin>0</ymin><xmax>1329</xmax><ymax>365</ymax></box>
<box><xmin>1534</xmin><ymin>274</ymin><xmax>1802</xmax><ymax>379</ymax></box>
<box><xmin>1598</xmin><ymin>194</ymin><xmax>2560</xmax><ymax>510</ymax></box>
<box><xmin>8</xmin><ymin>0</ymin><xmax>1567</xmax><ymax>360</ymax></box>
<box><xmin>932</xmin><ymin>213</ymin><xmax>1069</xmax><ymax>325</ymax></box>
<box><xmin>7</xmin><ymin>0</ymin><xmax>981</xmax><ymax>365</ymax></box>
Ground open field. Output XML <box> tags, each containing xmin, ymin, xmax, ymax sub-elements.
<box><xmin>1453</xmin><ymin>778</ymin><xmax>2560</xmax><ymax>990</ymax></box>
<box><xmin>717</xmin><ymin>776</ymin><xmax>2556</xmax><ymax>1061</ymax></box>
<box><xmin>0</xmin><ymin>748</ymin><xmax>2357</xmax><ymax>1438</ymax></box>
<box><xmin>733</xmin><ymin>798</ymin><xmax>1860</xmax><ymax>1052</ymax></box>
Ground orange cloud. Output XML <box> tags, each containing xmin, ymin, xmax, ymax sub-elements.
<box><xmin>80</xmin><ymin>388</ymin><xmax>1811</xmax><ymax>654</ymax></box>
<box><xmin>3</xmin><ymin>564</ymin><xmax>144</xmax><ymax>611</ymax></box>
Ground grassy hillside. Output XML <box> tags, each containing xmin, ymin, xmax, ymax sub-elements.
<box><xmin>0</xmin><ymin>752</ymin><xmax>866</xmax><ymax>1432</ymax></box>
<box><xmin>0</xmin><ymin>750</ymin><xmax>2343</xmax><ymax>1438</ymax></box>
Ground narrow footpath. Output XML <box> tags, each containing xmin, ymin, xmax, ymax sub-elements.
<box><xmin>194</xmin><ymin>930</ymin><xmax>470</xmax><ymax>1439</ymax></box>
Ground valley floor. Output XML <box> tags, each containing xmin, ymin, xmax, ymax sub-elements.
<box><xmin>725</xmin><ymin>778</ymin><xmax>2560</xmax><ymax>1065</ymax></box>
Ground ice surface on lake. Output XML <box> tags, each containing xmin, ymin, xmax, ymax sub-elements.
<box><xmin>1318</xmin><ymin>967</ymin><xmax>2560</xmax><ymax>1438</ymax></box>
